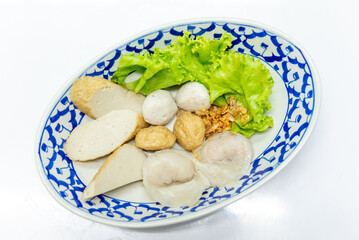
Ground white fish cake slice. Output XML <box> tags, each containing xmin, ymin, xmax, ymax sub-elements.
<box><xmin>70</xmin><ymin>76</ymin><xmax>145</xmax><ymax>118</ymax></box>
<box><xmin>64</xmin><ymin>109</ymin><xmax>147</xmax><ymax>161</ymax></box>
<box><xmin>82</xmin><ymin>144</ymin><xmax>147</xmax><ymax>199</ymax></box>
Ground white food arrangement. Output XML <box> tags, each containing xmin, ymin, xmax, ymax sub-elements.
<box><xmin>64</xmin><ymin>76</ymin><xmax>253</xmax><ymax>207</ymax></box>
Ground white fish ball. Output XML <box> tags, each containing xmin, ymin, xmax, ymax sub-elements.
<box><xmin>175</xmin><ymin>82</ymin><xmax>211</xmax><ymax>111</ymax></box>
<box><xmin>142</xmin><ymin>90</ymin><xmax>178</xmax><ymax>125</ymax></box>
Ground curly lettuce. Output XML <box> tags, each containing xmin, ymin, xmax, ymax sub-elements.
<box><xmin>111</xmin><ymin>32</ymin><xmax>274</xmax><ymax>137</ymax></box>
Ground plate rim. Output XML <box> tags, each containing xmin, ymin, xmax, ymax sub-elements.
<box><xmin>34</xmin><ymin>17</ymin><xmax>321</xmax><ymax>228</ymax></box>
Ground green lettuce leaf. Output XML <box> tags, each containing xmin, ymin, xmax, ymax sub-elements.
<box><xmin>111</xmin><ymin>32</ymin><xmax>274</xmax><ymax>137</ymax></box>
<box><xmin>206</xmin><ymin>51</ymin><xmax>274</xmax><ymax>137</ymax></box>
<box><xmin>111</xmin><ymin>32</ymin><xmax>231</xmax><ymax>95</ymax></box>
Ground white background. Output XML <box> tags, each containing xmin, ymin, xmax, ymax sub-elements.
<box><xmin>1</xmin><ymin>0</ymin><xmax>358</xmax><ymax>239</ymax></box>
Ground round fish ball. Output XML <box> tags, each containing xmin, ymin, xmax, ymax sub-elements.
<box><xmin>142</xmin><ymin>90</ymin><xmax>178</xmax><ymax>125</ymax></box>
<box><xmin>175</xmin><ymin>82</ymin><xmax>211</xmax><ymax>111</ymax></box>
<box><xmin>142</xmin><ymin>149</ymin><xmax>210</xmax><ymax>207</ymax></box>
<box><xmin>193</xmin><ymin>131</ymin><xmax>253</xmax><ymax>187</ymax></box>
<box><xmin>144</xmin><ymin>149</ymin><xmax>195</xmax><ymax>187</ymax></box>
<box><xmin>173</xmin><ymin>112</ymin><xmax>205</xmax><ymax>151</ymax></box>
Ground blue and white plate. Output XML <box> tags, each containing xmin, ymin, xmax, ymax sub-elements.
<box><xmin>35</xmin><ymin>18</ymin><xmax>321</xmax><ymax>228</ymax></box>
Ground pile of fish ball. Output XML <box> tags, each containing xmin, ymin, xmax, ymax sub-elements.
<box><xmin>139</xmin><ymin>82</ymin><xmax>254</xmax><ymax>207</ymax></box>
<box><xmin>67</xmin><ymin>76</ymin><xmax>254</xmax><ymax>208</ymax></box>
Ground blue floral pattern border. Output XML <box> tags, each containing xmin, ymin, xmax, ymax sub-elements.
<box><xmin>37</xmin><ymin>21</ymin><xmax>315</xmax><ymax>224</ymax></box>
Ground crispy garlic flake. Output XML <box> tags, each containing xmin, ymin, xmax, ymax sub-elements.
<box><xmin>195</xmin><ymin>97</ymin><xmax>250</xmax><ymax>138</ymax></box>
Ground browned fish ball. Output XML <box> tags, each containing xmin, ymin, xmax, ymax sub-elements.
<box><xmin>135</xmin><ymin>126</ymin><xmax>176</xmax><ymax>151</ymax></box>
<box><xmin>173</xmin><ymin>112</ymin><xmax>205</xmax><ymax>151</ymax></box>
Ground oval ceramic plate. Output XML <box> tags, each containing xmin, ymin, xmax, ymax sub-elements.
<box><xmin>35</xmin><ymin>18</ymin><xmax>320</xmax><ymax>228</ymax></box>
